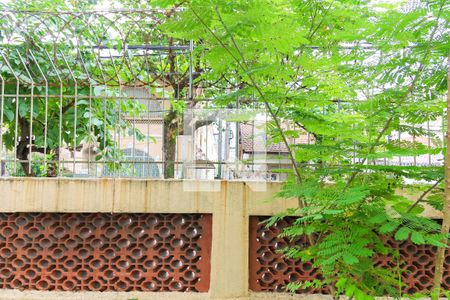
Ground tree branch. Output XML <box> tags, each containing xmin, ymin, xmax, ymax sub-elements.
<box><xmin>345</xmin><ymin>1</ymin><xmax>447</xmax><ymax>188</ymax></box>
<box><xmin>61</xmin><ymin>100</ymin><xmax>75</xmax><ymax>114</ymax></box>
<box><xmin>406</xmin><ymin>178</ymin><xmax>443</xmax><ymax>214</ymax></box>
<box><xmin>208</xmin><ymin>4</ymin><xmax>304</xmax><ymax>184</ymax></box>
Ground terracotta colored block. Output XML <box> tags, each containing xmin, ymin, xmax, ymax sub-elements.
<box><xmin>249</xmin><ymin>216</ymin><xmax>450</xmax><ymax>294</ymax></box>
<box><xmin>0</xmin><ymin>213</ymin><xmax>212</xmax><ymax>292</ymax></box>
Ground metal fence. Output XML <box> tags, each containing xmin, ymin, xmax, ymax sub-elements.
<box><xmin>0</xmin><ymin>10</ymin><xmax>189</xmax><ymax>178</ymax></box>
<box><xmin>0</xmin><ymin>10</ymin><xmax>445</xmax><ymax>180</ymax></box>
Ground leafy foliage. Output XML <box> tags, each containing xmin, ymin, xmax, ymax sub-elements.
<box><xmin>0</xmin><ymin>1</ymin><xmax>150</xmax><ymax>176</ymax></box>
<box><xmin>1</xmin><ymin>0</ymin><xmax>449</xmax><ymax>297</ymax></box>
<box><xmin>160</xmin><ymin>0</ymin><xmax>449</xmax><ymax>298</ymax></box>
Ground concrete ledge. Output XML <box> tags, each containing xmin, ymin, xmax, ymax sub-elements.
<box><xmin>0</xmin><ymin>290</ymin><xmax>209</xmax><ymax>300</ymax></box>
<box><xmin>0</xmin><ymin>178</ymin><xmax>440</xmax><ymax>217</ymax></box>
<box><xmin>0</xmin><ymin>178</ymin><xmax>296</xmax><ymax>215</ymax></box>
<box><xmin>0</xmin><ymin>290</ymin><xmax>442</xmax><ymax>300</ymax></box>
<box><xmin>0</xmin><ymin>178</ymin><xmax>438</xmax><ymax>217</ymax></box>
<box><xmin>0</xmin><ymin>290</ymin><xmax>335</xmax><ymax>300</ymax></box>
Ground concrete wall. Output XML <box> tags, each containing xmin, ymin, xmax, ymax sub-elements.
<box><xmin>0</xmin><ymin>178</ymin><xmax>441</xmax><ymax>300</ymax></box>
<box><xmin>0</xmin><ymin>178</ymin><xmax>298</xmax><ymax>300</ymax></box>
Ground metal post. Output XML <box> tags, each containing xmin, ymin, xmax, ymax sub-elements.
<box><xmin>235</xmin><ymin>99</ymin><xmax>240</xmax><ymax>179</ymax></box>
<box><xmin>0</xmin><ymin>71</ymin><xmax>4</xmax><ymax>175</ymax></box>
<box><xmin>92</xmin><ymin>48</ymin><xmax>108</xmax><ymax>177</ymax></box>
<box><xmin>60</xmin><ymin>51</ymin><xmax>78</xmax><ymax>175</ymax></box>
<box><xmin>144</xmin><ymin>48</ymin><xmax>152</xmax><ymax>177</ymax></box>
<box><xmin>217</xmin><ymin>120</ymin><xmax>222</xmax><ymax>179</ymax></box>
<box><xmin>44</xmin><ymin>49</ymin><xmax>63</xmax><ymax>176</ymax></box>
<box><xmin>188</xmin><ymin>40</ymin><xmax>194</xmax><ymax>100</ymax></box>
<box><xmin>78</xmin><ymin>48</ymin><xmax>94</xmax><ymax>176</ymax></box>
<box><xmin>16</xmin><ymin>51</ymin><xmax>36</xmax><ymax>175</ymax></box>
<box><xmin>0</xmin><ymin>51</ymin><xmax>20</xmax><ymax>174</ymax></box>
<box><xmin>109</xmin><ymin>50</ymin><xmax>122</xmax><ymax>177</ymax></box>
<box><xmin>29</xmin><ymin>50</ymin><xmax>49</xmax><ymax>174</ymax></box>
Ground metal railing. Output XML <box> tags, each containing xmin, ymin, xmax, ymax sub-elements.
<box><xmin>0</xmin><ymin>10</ymin><xmax>444</xmax><ymax>180</ymax></box>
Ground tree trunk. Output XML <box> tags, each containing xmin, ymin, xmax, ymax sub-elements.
<box><xmin>0</xmin><ymin>160</ymin><xmax>5</xmax><ymax>176</ymax></box>
<box><xmin>432</xmin><ymin>55</ymin><xmax>450</xmax><ymax>297</ymax></box>
<box><xmin>17</xmin><ymin>117</ymin><xmax>34</xmax><ymax>176</ymax></box>
<box><xmin>163</xmin><ymin>107</ymin><xmax>178</xmax><ymax>178</ymax></box>
<box><xmin>163</xmin><ymin>37</ymin><xmax>180</xmax><ymax>179</ymax></box>
<box><xmin>46</xmin><ymin>150</ymin><xmax>58</xmax><ymax>177</ymax></box>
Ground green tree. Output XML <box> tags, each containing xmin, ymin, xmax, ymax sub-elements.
<box><xmin>160</xmin><ymin>0</ymin><xmax>449</xmax><ymax>298</ymax></box>
<box><xmin>0</xmin><ymin>1</ymin><xmax>145</xmax><ymax>176</ymax></box>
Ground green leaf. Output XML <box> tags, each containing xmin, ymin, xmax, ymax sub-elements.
<box><xmin>394</xmin><ymin>227</ymin><xmax>410</xmax><ymax>241</ymax></box>
<box><xmin>343</xmin><ymin>253</ymin><xmax>359</xmax><ymax>265</ymax></box>
<box><xmin>4</xmin><ymin>109</ymin><xmax>14</xmax><ymax>121</ymax></box>
<box><xmin>368</xmin><ymin>213</ymin><xmax>388</xmax><ymax>224</ymax></box>
<box><xmin>19</xmin><ymin>101</ymin><xmax>29</xmax><ymax>118</ymax></box>
<box><xmin>323</xmin><ymin>209</ymin><xmax>343</xmax><ymax>215</ymax></box>
<box><xmin>379</xmin><ymin>221</ymin><xmax>400</xmax><ymax>234</ymax></box>
<box><xmin>393</xmin><ymin>202</ymin><xmax>424</xmax><ymax>215</ymax></box>
<box><xmin>411</xmin><ymin>232</ymin><xmax>425</xmax><ymax>245</ymax></box>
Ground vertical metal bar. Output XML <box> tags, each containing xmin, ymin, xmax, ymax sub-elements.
<box><xmin>443</xmin><ymin>112</ymin><xmax>445</xmax><ymax>165</ymax></box>
<box><xmin>144</xmin><ymin>49</ymin><xmax>152</xmax><ymax>176</ymax></box>
<box><xmin>160</xmin><ymin>52</ymin><xmax>166</xmax><ymax>176</ymax></box>
<box><xmin>188</xmin><ymin>40</ymin><xmax>194</xmax><ymax>100</ymax></box>
<box><xmin>188</xmin><ymin>40</ymin><xmax>193</xmax><ymax>178</ymax></box>
<box><xmin>0</xmin><ymin>71</ymin><xmax>4</xmax><ymax>175</ymax></box>
<box><xmin>127</xmin><ymin>50</ymin><xmax>136</xmax><ymax>178</ymax></box>
<box><xmin>398</xmin><ymin>130</ymin><xmax>402</xmax><ymax>165</ymax></box>
<box><xmin>235</xmin><ymin>97</ymin><xmax>240</xmax><ymax>176</ymax></box>
<box><xmin>382</xmin><ymin>90</ymin><xmax>387</xmax><ymax>164</ymax></box>
<box><xmin>29</xmin><ymin>50</ymin><xmax>49</xmax><ymax>173</ymax></box>
<box><xmin>88</xmin><ymin>73</ymin><xmax>93</xmax><ymax>176</ymax></box>
<box><xmin>427</xmin><ymin>120</ymin><xmax>431</xmax><ymax>165</ymax></box>
<box><xmin>375</xmin><ymin>98</ymin><xmax>379</xmax><ymax>166</ymax></box>
<box><xmin>78</xmin><ymin>49</ymin><xmax>93</xmax><ymax>176</ymax></box>
<box><xmin>265</xmin><ymin>108</ymin><xmax>270</xmax><ymax>180</ymax></box>
<box><xmin>193</xmin><ymin>110</ymin><xmax>197</xmax><ymax>178</ymax></box>
<box><xmin>16</xmin><ymin>50</ymin><xmax>35</xmax><ymax>175</ymax></box>
<box><xmin>412</xmin><ymin>124</ymin><xmax>416</xmax><ymax>166</ymax></box>
<box><xmin>252</xmin><ymin>117</ymin><xmax>255</xmax><ymax>176</ymax></box>
<box><xmin>44</xmin><ymin>49</ymin><xmax>63</xmax><ymax>176</ymax></box>
<box><xmin>177</xmin><ymin>53</ymin><xmax>183</xmax><ymax>178</ymax></box>
<box><xmin>158</xmin><ymin>52</ymin><xmax>166</xmax><ymax>99</ymax></box>
<box><xmin>60</xmin><ymin>51</ymin><xmax>78</xmax><ymax>175</ymax></box>
<box><xmin>217</xmin><ymin>119</ymin><xmax>222</xmax><ymax>179</ymax></box>
<box><xmin>92</xmin><ymin>50</ymin><xmax>107</xmax><ymax>176</ymax></box>
<box><xmin>224</xmin><ymin>121</ymin><xmax>230</xmax><ymax>161</ymax></box>
<box><xmin>277</xmin><ymin>121</ymin><xmax>281</xmax><ymax>180</ymax></box>
<box><xmin>109</xmin><ymin>51</ymin><xmax>121</xmax><ymax>177</ymax></box>
<box><xmin>352</xmin><ymin>109</ymin><xmax>356</xmax><ymax>164</ymax></box>
<box><xmin>0</xmin><ymin>51</ymin><xmax>20</xmax><ymax>174</ymax></box>
<box><xmin>122</xmin><ymin>48</ymin><xmax>137</xmax><ymax>177</ymax></box>
<box><xmin>206</xmin><ymin>120</ymin><xmax>209</xmax><ymax>163</ymax></box>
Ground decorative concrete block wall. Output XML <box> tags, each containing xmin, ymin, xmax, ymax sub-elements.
<box><xmin>0</xmin><ymin>213</ymin><xmax>212</xmax><ymax>292</ymax></box>
<box><xmin>0</xmin><ymin>179</ymin><xmax>447</xmax><ymax>300</ymax></box>
<box><xmin>249</xmin><ymin>216</ymin><xmax>450</xmax><ymax>295</ymax></box>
